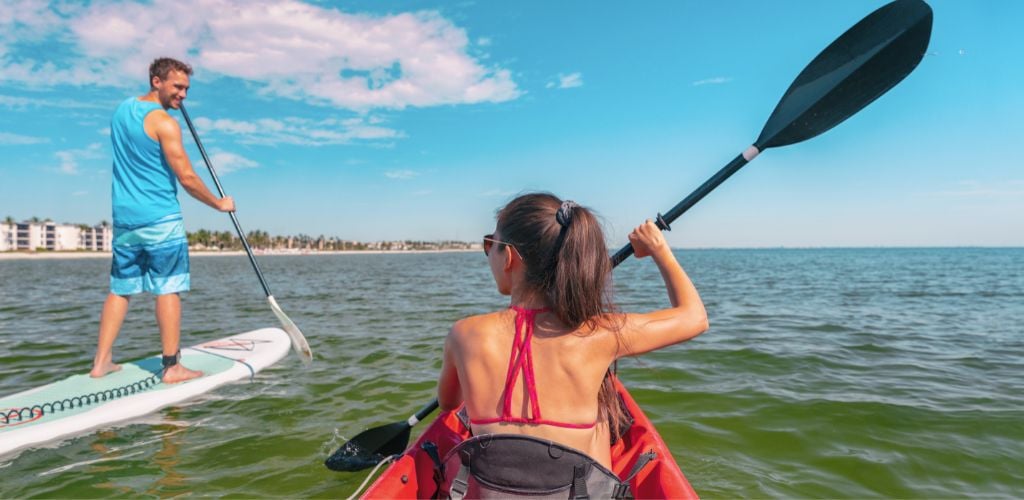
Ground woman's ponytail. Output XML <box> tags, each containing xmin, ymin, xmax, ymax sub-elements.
<box><xmin>547</xmin><ymin>200</ymin><xmax>611</xmax><ymax>330</ymax></box>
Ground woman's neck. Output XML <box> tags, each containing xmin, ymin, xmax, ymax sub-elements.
<box><xmin>508</xmin><ymin>285</ymin><xmax>547</xmax><ymax>310</ymax></box>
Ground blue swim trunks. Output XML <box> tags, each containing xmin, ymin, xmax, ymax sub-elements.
<box><xmin>110</xmin><ymin>213</ymin><xmax>190</xmax><ymax>296</ymax></box>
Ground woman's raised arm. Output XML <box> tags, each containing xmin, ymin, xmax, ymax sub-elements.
<box><xmin>617</xmin><ymin>220</ymin><xmax>708</xmax><ymax>358</ymax></box>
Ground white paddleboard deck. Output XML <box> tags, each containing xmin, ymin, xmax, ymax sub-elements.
<box><xmin>0</xmin><ymin>328</ymin><xmax>290</xmax><ymax>457</ymax></box>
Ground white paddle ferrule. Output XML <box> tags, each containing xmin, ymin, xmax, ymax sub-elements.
<box><xmin>407</xmin><ymin>414</ymin><xmax>420</xmax><ymax>426</ymax></box>
<box><xmin>742</xmin><ymin>145</ymin><xmax>761</xmax><ymax>161</ymax></box>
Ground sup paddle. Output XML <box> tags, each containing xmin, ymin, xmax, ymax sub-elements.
<box><xmin>179</xmin><ymin>104</ymin><xmax>314</xmax><ymax>365</ymax></box>
<box><xmin>325</xmin><ymin>0</ymin><xmax>932</xmax><ymax>472</ymax></box>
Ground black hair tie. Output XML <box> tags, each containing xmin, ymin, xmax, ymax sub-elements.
<box><xmin>556</xmin><ymin>200</ymin><xmax>578</xmax><ymax>227</ymax></box>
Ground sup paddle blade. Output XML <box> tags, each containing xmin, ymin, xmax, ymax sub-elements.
<box><xmin>268</xmin><ymin>296</ymin><xmax>313</xmax><ymax>365</ymax></box>
<box><xmin>756</xmin><ymin>0</ymin><xmax>933</xmax><ymax>150</ymax></box>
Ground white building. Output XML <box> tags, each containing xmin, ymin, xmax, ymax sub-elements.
<box><xmin>79</xmin><ymin>225</ymin><xmax>112</xmax><ymax>251</ymax></box>
<box><xmin>0</xmin><ymin>220</ymin><xmax>111</xmax><ymax>252</ymax></box>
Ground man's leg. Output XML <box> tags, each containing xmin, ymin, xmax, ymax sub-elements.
<box><xmin>156</xmin><ymin>292</ymin><xmax>202</xmax><ymax>383</ymax></box>
<box><xmin>91</xmin><ymin>293</ymin><xmax>129</xmax><ymax>377</ymax></box>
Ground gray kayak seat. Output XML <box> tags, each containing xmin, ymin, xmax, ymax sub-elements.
<box><xmin>419</xmin><ymin>391</ymin><xmax>655</xmax><ymax>499</ymax></box>
<box><xmin>435</xmin><ymin>433</ymin><xmax>656</xmax><ymax>499</ymax></box>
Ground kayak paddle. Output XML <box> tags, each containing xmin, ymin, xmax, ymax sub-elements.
<box><xmin>326</xmin><ymin>0</ymin><xmax>932</xmax><ymax>472</ymax></box>
<box><xmin>325</xmin><ymin>399</ymin><xmax>439</xmax><ymax>471</ymax></box>
<box><xmin>179</xmin><ymin>104</ymin><xmax>314</xmax><ymax>365</ymax></box>
<box><xmin>612</xmin><ymin>0</ymin><xmax>934</xmax><ymax>264</ymax></box>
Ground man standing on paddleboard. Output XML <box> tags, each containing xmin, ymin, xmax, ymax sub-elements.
<box><xmin>90</xmin><ymin>57</ymin><xmax>235</xmax><ymax>384</ymax></box>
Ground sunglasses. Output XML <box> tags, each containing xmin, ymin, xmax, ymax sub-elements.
<box><xmin>483</xmin><ymin>234</ymin><xmax>516</xmax><ymax>257</ymax></box>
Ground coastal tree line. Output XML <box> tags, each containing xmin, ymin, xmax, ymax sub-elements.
<box><xmin>186</xmin><ymin>229</ymin><xmax>475</xmax><ymax>252</ymax></box>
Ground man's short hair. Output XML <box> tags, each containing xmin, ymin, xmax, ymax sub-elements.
<box><xmin>149</xmin><ymin>57</ymin><xmax>193</xmax><ymax>88</ymax></box>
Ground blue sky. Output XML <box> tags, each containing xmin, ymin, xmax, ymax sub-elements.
<box><xmin>1</xmin><ymin>0</ymin><xmax>1021</xmax><ymax>248</ymax></box>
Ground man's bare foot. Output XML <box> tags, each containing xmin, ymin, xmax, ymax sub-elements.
<box><xmin>90</xmin><ymin>361</ymin><xmax>122</xmax><ymax>378</ymax></box>
<box><xmin>162</xmin><ymin>363</ymin><xmax>203</xmax><ymax>384</ymax></box>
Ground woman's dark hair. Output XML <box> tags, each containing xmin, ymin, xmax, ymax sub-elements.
<box><xmin>496</xmin><ymin>192</ymin><xmax>627</xmax><ymax>434</ymax></box>
<box><xmin>497</xmin><ymin>192</ymin><xmax>612</xmax><ymax>329</ymax></box>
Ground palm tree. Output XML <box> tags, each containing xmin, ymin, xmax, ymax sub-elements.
<box><xmin>251</xmin><ymin>229</ymin><xmax>271</xmax><ymax>250</ymax></box>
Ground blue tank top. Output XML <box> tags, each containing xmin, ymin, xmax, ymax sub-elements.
<box><xmin>110</xmin><ymin>97</ymin><xmax>180</xmax><ymax>226</ymax></box>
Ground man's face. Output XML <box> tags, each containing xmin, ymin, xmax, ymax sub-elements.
<box><xmin>152</xmin><ymin>70</ymin><xmax>190</xmax><ymax>110</ymax></box>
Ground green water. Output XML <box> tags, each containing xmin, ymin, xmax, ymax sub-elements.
<box><xmin>1</xmin><ymin>249</ymin><xmax>1022</xmax><ymax>497</ymax></box>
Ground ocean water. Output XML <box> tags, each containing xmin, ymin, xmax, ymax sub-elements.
<box><xmin>0</xmin><ymin>248</ymin><xmax>1022</xmax><ymax>498</ymax></box>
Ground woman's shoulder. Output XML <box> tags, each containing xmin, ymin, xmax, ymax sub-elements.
<box><xmin>563</xmin><ymin>312</ymin><xmax>629</xmax><ymax>356</ymax></box>
<box><xmin>449</xmin><ymin>310</ymin><xmax>507</xmax><ymax>338</ymax></box>
<box><xmin>588</xmin><ymin>311</ymin><xmax>628</xmax><ymax>334</ymax></box>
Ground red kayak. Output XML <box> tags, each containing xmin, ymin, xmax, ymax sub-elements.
<box><xmin>362</xmin><ymin>375</ymin><xmax>698</xmax><ymax>499</ymax></box>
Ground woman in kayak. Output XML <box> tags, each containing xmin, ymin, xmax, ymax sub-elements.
<box><xmin>437</xmin><ymin>192</ymin><xmax>708</xmax><ymax>476</ymax></box>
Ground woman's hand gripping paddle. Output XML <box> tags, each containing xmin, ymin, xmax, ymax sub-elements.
<box><xmin>325</xmin><ymin>0</ymin><xmax>933</xmax><ymax>473</ymax></box>
<box><xmin>179</xmin><ymin>104</ymin><xmax>314</xmax><ymax>365</ymax></box>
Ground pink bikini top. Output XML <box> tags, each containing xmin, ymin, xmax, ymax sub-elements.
<box><xmin>469</xmin><ymin>305</ymin><xmax>598</xmax><ymax>430</ymax></box>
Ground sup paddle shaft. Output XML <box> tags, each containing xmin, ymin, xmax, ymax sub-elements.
<box><xmin>179</xmin><ymin>104</ymin><xmax>271</xmax><ymax>297</ymax></box>
<box><xmin>179</xmin><ymin>104</ymin><xmax>314</xmax><ymax>364</ymax></box>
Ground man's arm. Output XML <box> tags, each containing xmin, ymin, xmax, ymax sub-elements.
<box><xmin>151</xmin><ymin>111</ymin><xmax>235</xmax><ymax>212</ymax></box>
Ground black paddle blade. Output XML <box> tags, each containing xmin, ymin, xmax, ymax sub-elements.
<box><xmin>755</xmin><ymin>0</ymin><xmax>933</xmax><ymax>150</ymax></box>
<box><xmin>324</xmin><ymin>421</ymin><xmax>411</xmax><ymax>472</ymax></box>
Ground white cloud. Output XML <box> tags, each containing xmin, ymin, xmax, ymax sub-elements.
<box><xmin>0</xmin><ymin>94</ymin><xmax>109</xmax><ymax>110</ymax></box>
<box><xmin>55</xmin><ymin>143</ymin><xmax>104</xmax><ymax>175</ymax></box>
<box><xmin>0</xmin><ymin>131</ymin><xmax>49</xmax><ymax>145</ymax></box>
<box><xmin>208</xmin><ymin>151</ymin><xmax>259</xmax><ymax>174</ymax></box>
<box><xmin>1</xmin><ymin>1</ymin><xmax>520</xmax><ymax>111</ymax></box>
<box><xmin>546</xmin><ymin>72</ymin><xmax>583</xmax><ymax>90</ymax></box>
<box><xmin>384</xmin><ymin>169</ymin><xmax>418</xmax><ymax>180</ymax></box>
<box><xmin>0</xmin><ymin>1</ymin><xmax>64</xmax><ymax>42</ymax></box>
<box><xmin>692</xmin><ymin>76</ymin><xmax>732</xmax><ymax>86</ymax></box>
<box><xmin>191</xmin><ymin>115</ymin><xmax>403</xmax><ymax>146</ymax></box>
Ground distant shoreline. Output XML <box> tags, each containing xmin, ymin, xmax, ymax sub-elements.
<box><xmin>0</xmin><ymin>248</ymin><xmax>479</xmax><ymax>260</ymax></box>
<box><xmin>1</xmin><ymin>246</ymin><xmax>1020</xmax><ymax>261</ymax></box>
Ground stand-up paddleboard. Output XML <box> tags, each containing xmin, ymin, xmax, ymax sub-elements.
<box><xmin>0</xmin><ymin>328</ymin><xmax>290</xmax><ymax>457</ymax></box>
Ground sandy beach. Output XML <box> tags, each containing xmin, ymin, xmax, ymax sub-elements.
<box><xmin>0</xmin><ymin>248</ymin><xmax>477</xmax><ymax>260</ymax></box>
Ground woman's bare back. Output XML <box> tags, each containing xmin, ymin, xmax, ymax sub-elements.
<box><xmin>448</xmin><ymin>309</ymin><xmax>619</xmax><ymax>468</ymax></box>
